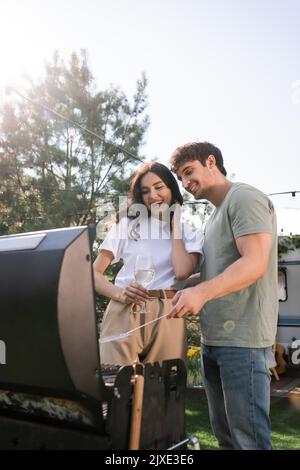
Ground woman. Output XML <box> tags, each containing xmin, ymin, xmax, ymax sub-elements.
<box><xmin>93</xmin><ymin>162</ymin><xmax>203</xmax><ymax>366</ymax></box>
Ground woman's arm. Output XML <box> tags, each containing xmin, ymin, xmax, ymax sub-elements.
<box><xmin>171</xmin><ymin>236</ymin><xmax>200</xmax><ymax>280</ymax></box>
<box><xmin>93</xmin><ymin>249</ymin><xmax>124</xmax><ymax>301</ymax></box>
<box><xmin>93</xmin><ymin>249</ymin><xmax>149</xmax><ymax>305</ymax></box>
<box><xmin>171</xmin><ymin>205</ymin><xmax>200</xmax><ymax>280</ymax></box>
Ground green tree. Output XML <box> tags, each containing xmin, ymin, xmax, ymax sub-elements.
<box><xmin>0</xmin><ymin>50</ymin><xmax>149</xmax><ymax>234</ymax></box>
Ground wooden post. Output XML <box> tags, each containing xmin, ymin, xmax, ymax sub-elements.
<box><xmin>129</xmin><ymin>374</ymin><xmax>145</xmax><ymax>450</ymax></box>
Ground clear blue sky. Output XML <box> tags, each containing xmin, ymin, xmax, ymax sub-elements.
<box><xmin>1</xmin><ymin>0</ymin><xmax>300</xmax><ymax>233</ymax></box>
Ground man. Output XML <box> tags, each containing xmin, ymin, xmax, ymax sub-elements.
<box><xmin>169</xmin><ymin>141</ymin><xmax>278</xmax><ymax>450</ymax></box>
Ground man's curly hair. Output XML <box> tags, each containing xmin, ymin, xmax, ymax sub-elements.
<box><xmin>170</xmin><ymin>141</ymin><xmax>227</xmax><ymax>176</ymax></box>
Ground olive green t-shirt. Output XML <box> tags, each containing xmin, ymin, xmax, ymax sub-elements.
<box><xmin>200</xmin><ymin>182</ymin><xmax>278</xmax><ymax>347</ymax></box>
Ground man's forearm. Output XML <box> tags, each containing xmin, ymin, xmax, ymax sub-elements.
<box><xmin>196</xmin><ymin>255</ymin><xmax>265</xmax><ymax>304</ymax></box>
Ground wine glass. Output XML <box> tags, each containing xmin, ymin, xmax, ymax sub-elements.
<box><xmin>134</xmin><ymin>254</ymin><xmax>155</xmax><ymax>314</ymax></box>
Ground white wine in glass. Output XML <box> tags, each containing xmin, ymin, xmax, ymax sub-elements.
<box><xmin>134</xmin><ymin>255</ymin><xmax>155</xmax><ymax>314</ymax></box>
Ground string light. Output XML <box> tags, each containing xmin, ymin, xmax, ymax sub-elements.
<box><xmin>268</xmin><ymin>190</ymin><xmax>300</xmax><ymax>197</ymax></box>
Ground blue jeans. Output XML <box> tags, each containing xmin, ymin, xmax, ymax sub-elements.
<box><xmin>200</xmin><ymin>344</ymin><xmax>272</xmax><ymax>450</ymax></box>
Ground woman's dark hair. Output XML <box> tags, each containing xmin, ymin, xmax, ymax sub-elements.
<box><xmin>130</xmin><ymin>161</ymin><xmax>183</xmax><ymax>207</ymax></box>
<box><xmin>114</xmin><ymin>162</ymin><xmax>183</xmax><ymax>235</ymax></box>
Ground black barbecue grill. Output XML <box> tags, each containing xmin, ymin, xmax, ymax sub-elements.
<box><xmin>0</xmin><ymin>226</ymin><xmax>187</xmax><ymax>450</ymax></box>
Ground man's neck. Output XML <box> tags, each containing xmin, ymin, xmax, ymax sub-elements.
<box><xmin>206</xmin><ymin>179</ymin><xmax>233</xmax><ymax>207</ymax></box>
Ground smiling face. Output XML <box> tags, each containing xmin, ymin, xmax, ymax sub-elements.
<box><xmin>140</xmin><ymin>171</ymin><xmax>173</xmax><ymax>218</ymax></box>
<box><xmin>176</xmin><ymin>159</ymin><xmax>213</xmax><ymax>200</ymax></box>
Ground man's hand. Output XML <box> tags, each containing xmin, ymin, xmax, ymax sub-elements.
<box><xmin>168</xmin><ymin>286</ymin><xmax>207</xmax><ymax>318</ymax></box>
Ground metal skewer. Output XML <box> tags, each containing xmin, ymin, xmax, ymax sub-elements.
<box><xmin>99</xmin><ymin>312</ymin><xmax>169</xmax><ymax>344</ymax></box>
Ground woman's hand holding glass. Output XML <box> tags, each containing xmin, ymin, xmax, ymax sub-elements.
<box><xmin>117</xmin><ymin>255</ymin><xmax>155</xmax><ymax>313</ymax></box>
<box><xmin>118</xmin><ymin>283</ymin><xmax>149</xmax><ymax>306</ymax></box>
<box><xmin>134</xmin><ymin>255</ymin><xmax>155</xmax><ymax>313</ymax></box>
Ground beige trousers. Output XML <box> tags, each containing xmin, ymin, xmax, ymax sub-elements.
<box><xmin>99</xmin><ymin>298</ymin><xmax>186</xmax><ymax>366</ymax></box>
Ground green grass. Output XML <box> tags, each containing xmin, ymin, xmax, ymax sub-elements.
<box><xmin>186</xmin><ymin>395</ymin><xmax>300</xmax><ymax>450</ymax></box>
<box><xmin>270</xmin><ymin>398</ymin><xmax>300</xmax><ymax>449</ymax></box>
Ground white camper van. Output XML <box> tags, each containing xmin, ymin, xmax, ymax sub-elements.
<box><xmin>277</xmin><ymin>246</ymin><xmax>300</xmax><ymax>368</ymax></box>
